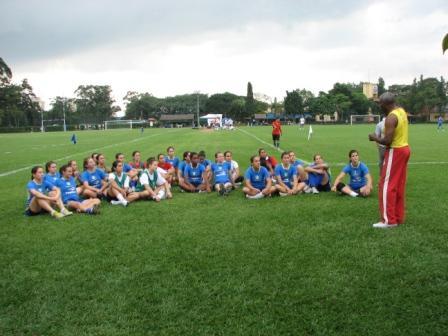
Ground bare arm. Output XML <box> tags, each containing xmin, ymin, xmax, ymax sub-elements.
<box><xmin>331</xmin><ymin>172</ymin><xmax>346</xmax><ymax>191</ymax></box>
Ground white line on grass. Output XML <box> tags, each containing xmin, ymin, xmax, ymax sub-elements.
<box><xmin>0</xmin><ymin>130</ymin><xmax>185</xmax><ymax>178</ymax></box>
<box><xmin>237</xmin><ymin>127</ymin><xmax>448</xmax><ymax>167</ymax></box>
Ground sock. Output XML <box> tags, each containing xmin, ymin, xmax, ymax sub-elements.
<box><xmin>117</xmin><ymin>194</ymin><xmax>125</xmax><ymax>202</ymax></box>
<box><xmin>349</xmin><ymin>191</ymin><xmax>358</xmax><ymax>197</ymax></box>
<box><xmin>157</xmin><ymin>190</ymin><xmax>166</xmax><ymax>199</ymax></box>
<box><xmin>50</xmin><ymin>209</ymin><xmax>55</xmax><ymax>215</ymax></box>
<box><xmin>247</xmin><ymin>192</ymin><xmax>264</xmax><ymax>199</ymax></box>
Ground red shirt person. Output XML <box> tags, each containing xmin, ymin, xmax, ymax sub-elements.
<box><xmin>272</xmin><ymin>118</ymin><xmax>282</xmax><ymax>148</ymax></box>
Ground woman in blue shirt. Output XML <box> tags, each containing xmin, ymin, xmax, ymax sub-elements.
<box><xmin>25</xmin><ymin>166</ymin><xmax>71</xmax><ymax>218</ymax></box>
<box><xmin>332</xmin><ymin>150</ymin><xmax>373</xmax><ymax>197</ymax></box>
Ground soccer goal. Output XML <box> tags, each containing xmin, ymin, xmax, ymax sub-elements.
<box><xmin>350</xmin><ymin>114</ymin><xmax>381</xmax><ymax>125</ymax></box>
<box><xmin>104</xmin><ymin>119</ymin><xmax>147</xmax><ymax>130</ymax></box>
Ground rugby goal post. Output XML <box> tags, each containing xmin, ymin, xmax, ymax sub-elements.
<box><xmin>350</xmin><ymin>114</ymin><xmax>381</xmax><ymax>125</ymax></box>
<box><xmin>104</xmin><ymin>119</ymin><xmax>147</xmax><ymax>130</ymax></box>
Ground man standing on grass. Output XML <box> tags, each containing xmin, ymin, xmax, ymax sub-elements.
<box><xmin>272</xmin><ymin>118</ymin><xmax>282</xmax><ymax>148</ymax></box>
<box><xmin>369</xmin><ymin>92</ymin><xmax>410</xmax><ymax>229</ymax></box>
<box><xmin>437</xmin><ymin>115</ymin><xmax>444</xmax><ymax>131</ymax></box>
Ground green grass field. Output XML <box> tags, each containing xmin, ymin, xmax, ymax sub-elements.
<box><xmin>1</xmin><ymin>125</ymin><xmax>447</xmax><ymax>335</ymax></box>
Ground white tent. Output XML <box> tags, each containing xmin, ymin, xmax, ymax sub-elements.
<box><xmin>200</xmin><ymin>114</ymin><xmax>223</xmax><ymax>127</ymax></box>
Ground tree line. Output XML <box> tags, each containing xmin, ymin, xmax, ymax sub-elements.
<box><xmin>0</xmin><ymin>57</ymin><xmax>446</xmax><ymax>130</ymax></box>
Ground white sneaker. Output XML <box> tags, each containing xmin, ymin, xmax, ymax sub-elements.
<box><xmin>111</xmin><ymin>200</ymin><xmax>121</xmax><ymax>205</ymax></box>
<box><xmin>372</xmin><ymin>222</ymin><xmax>398</xmax><ymax>228</ymax></box>
<box><xmin>279</xmin><ymin>192</ymin><xmax>288</xmax><ymax>197</ymax></box>
<box><xmin>61</xmin><ymin>208</ymin><xmax>73</xmax><ymax>216</ymax></box>
<box><xmin>121</xmin><ymin>200</ymin><xmax>128</xmax><ymax>207</ymax></box>
<box><xmin>311</xmin><ymin>187</ymin><xmax>319</xmax><ymax>194</ymax></box>
<box><xmin>304</xmin><ymin>185</ymin><xmax>312</xmax><ymax>194</ymax></box>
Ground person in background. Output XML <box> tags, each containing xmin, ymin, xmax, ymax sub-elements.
<box><xmin>96</xmin><ymin>153</ymin><xmax>109</xmax><ymax>173</ymax></box>
<box><xmin>272</xmin><ymin>117</ymin><xmax>282</xmax><ymax>148</ymax></box>
<box><xmin>259</xmin><ymin>148</ymin><xmax>278</xmax><ymax>177</ymax></box>
<box><xmin>375</xmin><ymin>116</ymin><xmax>386</xmax><ymax>170</ymax></box>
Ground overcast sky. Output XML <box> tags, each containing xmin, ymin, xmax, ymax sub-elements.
<box><xmin>1</xmin><ymin>0</ymin><xmax>447</xmax><ymax>110</ymax></box>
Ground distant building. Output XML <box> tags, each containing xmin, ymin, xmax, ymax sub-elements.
<box><xmin>363</xmin><ymin>83</ymin><xmax>378</xmax><ymax>99</ymax></box>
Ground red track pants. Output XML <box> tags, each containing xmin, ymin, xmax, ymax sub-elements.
<box><xmin>378</xmin><ymin>146</ymin><xmax>411</xmax><ymax>225</ymax></box>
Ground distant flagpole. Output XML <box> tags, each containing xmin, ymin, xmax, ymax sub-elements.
<box><xmin>307</xmin><ymin>125</ymin><xmax>313</xmax><ymax>141</ymax></box>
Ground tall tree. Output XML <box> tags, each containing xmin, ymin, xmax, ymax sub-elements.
<box><xmin>245</xmin><ymin>82</ymin><xmax>256</xmax><ymax>119</ymax></box>
<box><xmin>74</xmin><ymin>85</ymin><xmax>117</xmax><ymax>124</ymax></box>
<box><xmin>378</xmin><ymin>77</ymin><xmax>386</xmax><ymax>95</ymax></box>
<box><xmin>284</xmin><ymin>90</ymin><xmax>304</xmax><ymax>116</ymax></box>
<box><xmin>0</xmin><ymin>57</ymin><xmax>12</xmax><ymax>86</ymax></box>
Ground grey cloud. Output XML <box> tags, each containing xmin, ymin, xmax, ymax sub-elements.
<box><xmin>1</xmin><ymin>0</ymin><xmax>370</xmax><ymax>64</ymax></box>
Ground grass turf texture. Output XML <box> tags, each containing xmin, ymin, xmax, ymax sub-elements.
<box><xmin>0</xmin><ymin>125</ymin><xmax>447</xmax><ymax>335</ymax></box>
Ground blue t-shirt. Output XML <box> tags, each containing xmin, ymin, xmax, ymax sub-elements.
<box><xmin>123</xmin><ymin>163</ymin><xmax>133</xmax><ymax>173</ymax></box>
<box><xmin>184</xmin><ymin>164</ymin><xmax>206</xmax><ymax>185</ymax></box>
<box><xmin>200</xmin><ymin>159</ymin><xmax>211</xmax><ymax>168</ymax></box>
<box><xmin>56</xmin><ymin>176</ymin><xmax>80</xmax><ymax>203</ymax></box>
<box><xmin>44</xmin><ymin>172</ymin><xmax>60</xmax><ymax>188</ymax></box>
<box><xmin>244</xmin><ymin>166</ymin><xmax>270</xmax><ymax>190</ymax></box>
<box><xmin>211</xmin><ymin>162</ymin><xmax>231</xmax><ymax>184</ymax></box>
<box><xmin>342</xmin><ymin>162</ymin><xmax>369</xmax><ymax>190</ymax></box>
<box><xmin>291</xmin><ymin>159</ymin><xmax>305</xmax><ymax>168</ymax></box>
<box><xmin>165</xmin><ymin>156</ymin><xmax>180</xmax><ymax>168</ymax></box>
<box><xmin>178</xmin><ymin>161</ymin><xmax>187</xmax><ymax>177</ymax></box>
<box><xmin>80</xmin><ymin>169</ymin><xmax>106</xmax><ymax>189</ymax></box>
<box><xmin>26</xmin><ymin>180</ymin><xmax>54</xmax><ymax>208</ymax></box>
<box><xmin>274</xmin><ymin>164</ymin><xmax>297</xmax><ymax>188</ymax></box>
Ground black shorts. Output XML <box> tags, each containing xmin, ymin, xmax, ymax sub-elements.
<box><xmin>24</xmin><ymin>208</ymin><xmax>44</xmax><ymax>216</ymax></box>
<box><xmin>272</xmin><ymin>134</ymin><xmax>280</xmax><ymax>141</ymax></box>
<box><xmin>316</xmin><ymin>183</ymin><xmax>331</xmax><ymax>192</ymax></box>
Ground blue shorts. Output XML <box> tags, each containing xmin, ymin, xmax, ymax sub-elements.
<box><xmin>189</xmin><ymin>180</ymin><xmax>202</xmax><ymax>187</ymax></box>
<box><xmin>24</xmin><ymin>208</ymin><xmax>44</xmax><ymax>216</ymax></box>
<box><xmin>350</xmin><ymin>184</ymin><xmax>366</xmax><ymax>192</ymax></box>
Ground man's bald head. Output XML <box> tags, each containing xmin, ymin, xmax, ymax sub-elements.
<box><xmin>379</xmin><ymin>92</ymin><xmax>396</xmax><ymax>104</ymax></box>
<box><xmin>379</xmin><ymin>92</ymin><xmax>397</xmax><ymax>113</ymax></box>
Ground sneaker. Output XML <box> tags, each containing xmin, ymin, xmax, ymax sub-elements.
<box><xmin>51</xmin><ymin>211</ymin><xmax>64</xmax><ymax>219</ymax></box>
<box><xmin>218</xmin><ymin>183</ymin><xmax>225</xmax><ymax>196</ymax></box>
<box><xmin>311</xmin><ymin>187</ymin><xmax>319</xmax><ymax>194</ymax></box>
<box><xmin>372</xmin><ymin>222</ymin><xmax>398</xmax><ymax>228</ymax></box>
<box><xmin>304</xmin><ymin>185</ymin><xmax>312</xmax><ymax>194</ymax></box>
<box><xmin>279</xmin><ymin>192</ymin><xmax>288</xmax><ymax>197</ymax></box>
<box><xmin>111</xmin><ymin>200</ymin><xmax>121</xmax><ymax>205</ymax></box>
<box><xmin>61</xmin><ymin>209</ymin><xmax>73</xmax><ymax>216</ymax></box>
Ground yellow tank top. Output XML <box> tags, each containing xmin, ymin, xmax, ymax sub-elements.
<box><xmin>390</xmin><ymin>107</ymin><xmax>409</xmax><ymax>148</ymax></box>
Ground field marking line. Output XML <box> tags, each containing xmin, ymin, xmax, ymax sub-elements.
<box><xmin>236</xmin><ymin>127</ymin><xmax>312</xmax><ymax>164</ymax></box>
<box><xmin>0</xmin><ymin>129</ymin><xmax>190</xmax><ymax>178</ymax></box>
<box><xmin>236</xmin><ymin>128</ymin><xmax>448</xmax><ymax>167</ymax></box>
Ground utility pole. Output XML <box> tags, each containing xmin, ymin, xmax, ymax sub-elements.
<box><xmin>63</xmin><ymin>99</ymin><xmax>67</xmax><ymax>132</ymax></box>
<box><xmin>41</xmin><ymin>109</ymin><xmax>44</xmax><ymax>132</ymax></box>
<box><xmin>195</xmin><ymin>91</ymin><xmax>200</xmax><ymax>128</ymax></box>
